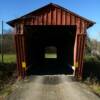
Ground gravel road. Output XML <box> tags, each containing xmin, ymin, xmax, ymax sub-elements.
<box><xmin>6</xmin><ymin>75</ymin><xmax>100</xmax><ymax>100</ymax></box>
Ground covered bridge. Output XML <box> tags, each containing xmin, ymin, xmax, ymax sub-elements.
<box><xmin>7</xmin><ymin>3</ymin><xmax>95</xmax><ymax>79</ymax></box>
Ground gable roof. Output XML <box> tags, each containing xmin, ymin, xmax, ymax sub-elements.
<box><xmin>7</xmin><ymin>3</ymin><xmax>95</xmax><ymax>27</ymax></box>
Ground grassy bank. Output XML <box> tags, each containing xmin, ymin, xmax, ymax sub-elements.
<box><xmin>0</xmin><ymin>54</ymin><xmax>17</xmax><ymax>97</ymax></box>
<box><xmin>0</xmin><ymin>54</ymin><xmax>16</xmax><ymax>63</ymax></box>
<box><xmin>0</xmin><ymin>62</ymin><xmax>17</xmax><ymax>99</ymax></box>
<box><xmin>83</xmin><ymin>55</ymin><xmax>100</xmax><ymax>96</ymax></box>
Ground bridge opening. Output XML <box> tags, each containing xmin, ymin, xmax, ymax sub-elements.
<box><xmin>25</xmin><ymin>25</ymin><xmax>76</xmax><ymax>75</ymax></box>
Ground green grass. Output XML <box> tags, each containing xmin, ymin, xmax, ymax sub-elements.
<box><xmin>45</xmin><ymin>53</ymin><xmax>57</xmax><ymax>58</ymax></box>
<box><xmin>0</xmin><ymin>54</ymin><xmax>16</xmax><ymax>63</ymax></box>
<box><xmin>89</xmin><ymin>84</ymin><xmax>100</xmax><ymax>96</ymax></box>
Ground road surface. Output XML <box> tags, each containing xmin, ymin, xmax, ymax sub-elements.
<box><xmin>6</xmin><ymin>75</ymin><xmax>100</xmax><ymax>100</ymax></box>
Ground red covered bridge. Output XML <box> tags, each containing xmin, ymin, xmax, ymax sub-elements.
<box><xmin>7</xmin><ymin>3</ymin><xmax>95</xmax><ymax>79</ymax></box>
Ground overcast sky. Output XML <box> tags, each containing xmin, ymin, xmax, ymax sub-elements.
<box><xmin>0</xmin><ymin>0</ymin><xmax>100</xmax><ymax>41</ymax></box>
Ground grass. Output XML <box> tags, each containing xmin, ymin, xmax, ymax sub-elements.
<box><xmin>0</xmin><ymin>53</ymin><xmax>57</xmax><ymax>63</ymax></box>
<box><xmin>90</xmin><ymin>84</ymin><xmax>100</xmax><ymax>95</ymax></box>
<box><xmin>84</xmin><ymin>78</ymin><xmax>100</xmax><ymax>96</ymax></box>
<box><xmin>0</xmin><ymin>55</ymin><xmax>17</xmax><ymax>99</ymax></box>
<box><xmin>0</xmin><ymin>54</ymin><xmax>16</xmax><ymax>63</ymax></box>
<box><xmin>45</xmin><ymin>53</ymin><xmax>57</xmax><ymax>58</ymax></box>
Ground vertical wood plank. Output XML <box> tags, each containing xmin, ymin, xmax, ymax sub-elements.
<box><xmin>80</xmin><ymin>35</ymin><xmax>86</xmax><ymax>77</ymax></box>
<box><xmin>17</xmin><ymin>35</ymin><xmax>22</xmax><ymax>77</ymax></box>
<box><xmin>71</xmin><ymin>15</ymin><xmax>75</xmax><ymax>25</ymax></box>
<box><xmin>57</xmin><ymin>8</ymin><xmax>61</xmax><ymax>25</ymax></box>
<box><xmin>42</xmin><ymin>13</ymin><xmax>46</xmax><ymax>25</ymax></box>
<box><xmin>65</xmin><ymin>12</ymin><xmax>67</xmax><ymax>25</ymax></box>
<box><xmin>62</xmin><ymin>11</ymin><xmax>66</xmax><ymax>25</ymax></box>
<box><xmin>78</xmin><ymin>35</ymin><xmax>83</xmax><ymax>76</ymax></box>
<box><xmin>67</xmin><ymin>13</ymin><xmax>70</xmax><ymax>25</ymax></box>
<box><xmin>14</xmin><ymin>35</ymin><xmax>20</xmax><ymax>77</ymax></box>
<box><xmin>47</xmin><ymin>8</ymin><xmax>52</xmax><ymax>25</ymax></box>
<box><xmin>76</xmin><ymin>17</ymin><xmax>80</xmax><ymax>34</ymax></box>
<box><xmin>34</xmin><ymin>16</ymin><xmax>37</xmax><ymax>25</ymax></box>
<box><xmin>22</xmin><ymin>35</ymin><xmax>26</xmax><ymax>78</ymax></box>
<box><xmin>52</xmin><ymin>8</ymin><xmax>56</xmax><ymax>25</ymax></box>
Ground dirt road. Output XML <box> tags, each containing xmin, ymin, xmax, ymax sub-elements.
<box><xmin>6</xmin><ymin>75</ymin><xmax>100</xmax><ymax>100</ymax></box>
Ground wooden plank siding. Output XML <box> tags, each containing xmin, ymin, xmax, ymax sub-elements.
<box><xmin>14</xmin><ymin>34</ymin><xmax>27</xmax><ymax>78</ymax></box>
<box><xmin>15</xmin><ymin>7</ymin><xmax>87</xmax><ymax>32</ymax></box>
<box><xmin>75</xmin><ymin>34</ymin><xmax>86</xmax><ymax>79</ymax></box>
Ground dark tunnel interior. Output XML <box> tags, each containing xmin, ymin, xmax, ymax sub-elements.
<box><xmin>25</xmin><ymin>25</ymin><xmax>76</xmax><ymax>75</ymax></box>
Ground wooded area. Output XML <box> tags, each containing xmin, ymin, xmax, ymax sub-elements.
<box><xmin>0</xmin><ymin>31</ymin><xmax>15</xmax><ymax>54</ymax></box>
<box><xmin>85</xmin><ymin>36</ymin><xmax>100</xmax><ymax>56</ymax></box>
